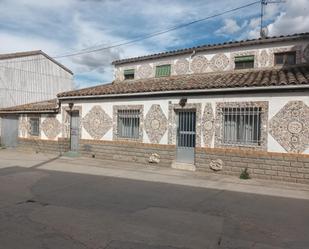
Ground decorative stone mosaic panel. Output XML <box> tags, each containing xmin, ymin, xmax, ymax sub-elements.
<box><xmin>215</xmin><ymin>101</ymin><xmax>268</xmax><ymax>151</ymax></box>
<box><xmin>113</xmin><ymin>105</ymin><xmax>144</xmax><ymax>141</ymax></box>
<box><xmin>19</xmin><ymin>115</ymin><xmax>30</xmax><ymax>137</ymax></box>
<box><xmin>137</xmin><ymin>64</ymin><xmax>153</xmax><ymax>79</ymax></box>
<box><xmin>62</xmin><ymin>106</ymin><xmax>82</xmax><ymax>138</ymax></box>
<box><xmin>209</xmin><ymin>53</ymin><xmax>229</xmax><ymax>71</ymax></box>
<box><xmin>144</xmin><ymin>104</ymin><xmax>167</xmax><ymax>143</ymax></box>
<box><xmin>269</xmin><ymin>101</ymin><xmax>309</xmax><ymax>153</ymax></box>
<box><xmin>259</xmin><ymin>50</ymin><xmax>270</xmax><ymax>67</ymax></box>
<box><xmin>114</xmin><ymin>68</ymin><xmax>123</xmax><ymax>81</ymax></box>
<box><xmin>190</xmin><ymin>55</ymin><xmax>208</xmax><ymax>73</ymax></box>
<box><xmin>304</xmin><ymin>44</ymin><xmax>309</xmax><ymax>63</ymax></box>
<box><xmin>168</xmin><ymin>103</ymin><xmax>202</xmax><ymax>146</ymax></box>
<box><xmin>174</xmin><ymin>58</ymin><xmax>189</xmax><ymax>75</ymax></box>
<box><xmin>82</xmin><ymin>106</ymin><xmax>112</xmax><ymax>140</ymax></box>
<box><xmin>41</xmin><ymin>115</ymin><xmax>61</xmax><ymax>139</ymax></box>
<box><xmin>202</xmin><ymin>103</ymin><xmax>214</xmax><ymax>147</ymax></box>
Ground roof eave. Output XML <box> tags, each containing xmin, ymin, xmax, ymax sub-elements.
<box><xmin>112</xmin><ymin>33</ymin><xmax>309</xmax><ymax>65</ymax></box>
<box><xmin>58</xmin><ymin>84</ymin><xmax>309</xmax><ymax>100</ymax></box>
<box><xmin>0</xmin><ymin>109</ymin><xmax>59</xmax><ymax>114</ymax></box>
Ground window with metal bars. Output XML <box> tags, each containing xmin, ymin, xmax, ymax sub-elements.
<box><xmin>222</xmin><ymin>107</ymin><xmax>262</xmax><ymax>145</ymax></box>
<box><xmin>30</xmin><ymin>117</ymin><xmax>40</xmax><ymax>136</ymax></box>
<box><xmin>274</xmin><ymin>52</ymin><xmax>296</xmax><ymax>65</ymax></box>
<box><xmin>117</xmin><ymin>109</ymin><xmax>140</xmax><ymax>139</ymax></box>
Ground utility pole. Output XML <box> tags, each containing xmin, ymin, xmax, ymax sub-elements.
<box><xmin>260</xmin><ymin>0</ymin><xmax>285</xmax><ymax>38</ymax></box>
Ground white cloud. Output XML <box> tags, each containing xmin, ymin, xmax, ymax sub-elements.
<box><xmin>268</xmin><ymin>0</ymin><xmax>309</xmax><ymax>36</ymax></box>
<box><xmin>1</xmin><ymin>0</ymin><xmax>307</xmax><ymax>89</ymax></box>
<box><xmin>216</xmin><ymin>19</ymin><xmax>249</xmax><ymax>36</ymax></box>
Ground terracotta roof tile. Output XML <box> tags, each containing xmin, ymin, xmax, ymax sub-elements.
<box><xmin>113</xmin><ymin>33</ymin><xmax>309</xmax><ymax>65</ymax></box>
<box><xmin>0</xmin><ymin>99</ymin><xmax>58</xmax><ymax>113</ymax></box>
<box><xmin>58</xmin><ymin>65</ymin><xmax>309</xmax><ymax>98</ymax></box>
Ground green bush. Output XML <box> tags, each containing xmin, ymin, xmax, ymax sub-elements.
<box><xmin>240</xmin><ymin>167</ymin><xmax>250</xmax><ymax>179</ymax></box>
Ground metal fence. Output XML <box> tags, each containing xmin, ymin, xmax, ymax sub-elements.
<box><xmin>222</xmin><ymin>107</ymin><xmax>262</xmax><ymax>145</ymax></box>
<box><xmin>117</xmin><ymin>110</ymin><xmax>140</xmax><ymax>139</ymax></box>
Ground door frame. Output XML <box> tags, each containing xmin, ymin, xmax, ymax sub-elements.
<box><xmin>1</xmin><ymin>115</ymin><xmax>19</xmax><ymax>148</ymax></box>
<box><xmin>175</xmin><ymin>109</ymin><xmax>196</xmax><ymax>164</ymax></box>
<box><xmin>168</xmin><ymin>102</ymin><xmax>202</xmax><ymax>148</ymax></box>
<box><xmin>70</xmin><ymin>110</ymin><xmax>80</xmax><ymax>151</ymax></box>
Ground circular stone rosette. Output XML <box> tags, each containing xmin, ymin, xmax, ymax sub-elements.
<box><xmin>174</xmin><ymin>59</ymin><xmax>189</xmax><ymax>75</ymax></box>
<box><xmin>137</xmin><ymin>64</ymin><xmax>153</xmax><ymax>78</ymax></box>
<box><xmin>191</xmin><ymin>55</ymin><xmax>208</xmax><ymax>73</ymax></box>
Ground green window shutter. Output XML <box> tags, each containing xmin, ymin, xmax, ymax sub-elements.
<box><xmin>234</xmin><ymin>55</ymin><xmax>254</xmax><ymax>62</ymax></box>
<box><xmin>155</xmin><ymin>64</ymin><xmax>171</xmax><ymax>77</ymax></box>
<box><xmin>124</xmin><ymin>69</ymin><xmax>134</xmax><ymax>75</ymax></box>
<box><xmin>124</xmin><ymin>69</ymin><xmax>135</xmax><ymax>80</ymax></box>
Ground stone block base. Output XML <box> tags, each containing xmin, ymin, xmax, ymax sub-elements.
<box><xmin>79</xmin><ymin>139</ymin><xmax>176</xmax><ymax>168</ymax></box>
<box><xmin>17</xmin><ymin>138</ymin><xmax>69</xmax><ymax>154</ymax></box>
<box><xmin>195</xmin><ymin>147</ymin><xmax>309</xmax><ymax>184</ymax></box>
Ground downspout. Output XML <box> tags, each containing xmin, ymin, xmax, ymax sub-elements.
<box><xmin>190</xmin><ymin>50</ymin><xmax>196</xmax><ymax>59</ymax></box>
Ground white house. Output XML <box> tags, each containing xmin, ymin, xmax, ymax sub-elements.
<box><xmin>1</xmin><ymin>33</ymin><xmax>309</xmax><ymax>184</ymax></box>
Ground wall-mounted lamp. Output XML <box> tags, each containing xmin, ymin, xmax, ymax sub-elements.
<box><xmin>68</xmin><ymin>102</ymin><xmax>74</xmax><ymax>111</ymax></box>
<box><xmin>179</xmin><ymin>98</ymin><xmax>187</xmax><ymax>107</ymax></box>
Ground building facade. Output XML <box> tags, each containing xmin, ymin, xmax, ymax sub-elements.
<box><xmin>0</xmin><ymin>50</ymin><xmax>73</xmax><ymax>108</ymax></box>
<box><xmin>1</xmin><ymin>33</ymin><xmax>309</xmax><ymax>184</ymax></box>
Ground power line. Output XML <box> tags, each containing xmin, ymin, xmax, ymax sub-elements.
<box><xmin>55</xmin><ymin>1</ymin><xmax>260</xmax><ymax>58</ymax></box>
<box><xmin>0</xmin><ymin>0</ymin><xmax>260</xmax><ymax>66</ymax></box>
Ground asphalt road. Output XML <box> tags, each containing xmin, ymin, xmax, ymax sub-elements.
<box><xmin>0</xmin><ymin>166</ymin><xmax>308</xmax><ymax>249</ymax></box>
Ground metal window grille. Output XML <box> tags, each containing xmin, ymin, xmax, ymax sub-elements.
<box><xmin>222</xmin><ymin>107</ymin><xmax>262</xmax><ymax>146</ymax></box>
<box><xmin>274</xmin><ymin>52</ymin><xmax>296</xmax><ymax>65</ymax></box>
<box><xmin>117</xmin><ymin>109</ymin><xmax>140</xmax><ymax>139</ymax></box>
<box><xmin>30</xmin><ymin>117</ymin><xmax>40</xmax><ymax>136</ymax></box>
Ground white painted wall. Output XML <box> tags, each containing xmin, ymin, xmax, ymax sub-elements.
<box><xmin>114</xmin><ymin>40</ymin><xmax>308</xmax><ymax>81</ymax></box>
<box><xmin>61</xmin><ymin>90</ymin><xmax>309</xmax><ymax>154</ymax></box>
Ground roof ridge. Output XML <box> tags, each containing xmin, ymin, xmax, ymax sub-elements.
<box><xmin>0</xmin><ymin>50</ymin><xmax>73</xmax><ymax>75</ymax></box>
<box><xmin>112</xmin><ymin>32</ymin><xmax>309</xmax><ymax>65</ymax></box>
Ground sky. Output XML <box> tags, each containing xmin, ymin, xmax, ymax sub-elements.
<box><xmin>0</xmin><ymin>0</ymin><xmax>308</xmax><ymax>89</ymax></box>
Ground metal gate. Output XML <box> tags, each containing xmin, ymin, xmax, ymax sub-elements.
<box><xmin>176</xmin><ymin>110</ymin><xmax>196</xmax><ymax>163</ymax></box>
<box><xmin>70</xmin><ymin>111</ymin><xmax>80</xmax><ymax>151</ymax></box>
<box><xmin>1</xmin><ymin>115</ymin><xmax>18</xmax><ymax>147</ymax></box>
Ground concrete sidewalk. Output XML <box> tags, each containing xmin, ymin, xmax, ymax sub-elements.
<box><xmin>1</xmin><ymin>148</ymin><xmax>309</xmax><ymax>200</ymax></box>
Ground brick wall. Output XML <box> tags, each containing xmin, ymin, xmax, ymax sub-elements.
<box><xmin>79</xmin><ymin>139</ymin><xmax>176</xmax><ymax>167</ymax></box>
<box><xmin>17</xmin><ymin>138</ymin><xmax>69</xmax><ymax>154</ymax></box>
<box><xmin>195</xmin><ymin>147</ymin><xmax>309</xmax><ymax>184</ymax></box>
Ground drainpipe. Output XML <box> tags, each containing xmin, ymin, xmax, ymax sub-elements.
<box><xmin>68</xmin><ymin>102</ymin><xmax>74</xmax><ymax>151</ymax></box>
<box><xmin>190</xmin><ymin>50</ymin><xmax>196</xmax><ymax>59</ymax></box>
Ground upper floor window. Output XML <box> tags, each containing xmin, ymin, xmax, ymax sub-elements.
<box><xmin>274</xmin><ymin>52</ymin><xmax>296</xmax><ymax>66</ymax></box>
<box><xmin>30</xmin><ymin>117</ymin><xmax>40</xmax><ymax>136</ymax></box>
<box><xmin>117</xmin><ymin>109</ymin><xmax>140</xmax><ymax>139</ymax></box>
<box><xmin>234</xmin><ymin>55</ymin><xmax>254</xmax><ymax>70</ymax></box>
<box><xmin>124</xmin><ymin>69</ymin><xmax>135</xmax><ymax>80</ymax></box>
<box><xmin>155</xmin><ymin>64</ymin><xmax>171</xmax><ymax>77</ymax></box>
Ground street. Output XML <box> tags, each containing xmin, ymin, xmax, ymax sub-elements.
<box><xmin>0</xmin><ymin>156</ymin><xmax>309</xmax><ymax>249</ymax></box>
